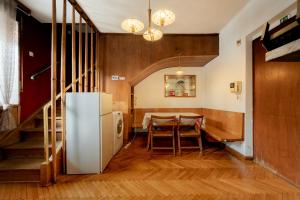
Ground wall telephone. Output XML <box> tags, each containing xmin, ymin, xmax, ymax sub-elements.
<box><xmin>230</xmin><ymin>81</ymin><xmax>242</xmax><ymax>94</ymax></box>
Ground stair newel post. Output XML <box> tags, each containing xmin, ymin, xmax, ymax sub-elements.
<box><xmin>72</xmin><ymin>6</ymin><xmax>77</xmax><ymax>92</ymax></box>
<box><xmin>61</xmin><ymin>0</ymin><xmax>67</xmax><ymax>174</ymax></box>
<box><xmin>51</xmin><ymin>0</ymin><xmax>57</xmax><ymax>183</ymax></box>
<box><xmin>90</xmin><ymin>28</ymin><xmax>94</xmax><ymax>92</ymax></box>
<box><xmin>79</xmin><ymin>16</ymin><xmax>83</xmax><ymax>92</ymax></box>
<box><xmin>84</xmin><ymin>24</ymin><xmax>89</xmax><ymax>92</ymax></box>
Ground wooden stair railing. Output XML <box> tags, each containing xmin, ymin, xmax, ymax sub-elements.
<box><xmin>44</xmin><ymin>0</ymin><xmax>100</xmax><ymax>184</ymax></box>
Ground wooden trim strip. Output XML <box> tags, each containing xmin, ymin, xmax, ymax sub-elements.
<box><xmin>84</xmin><ymin>24</ymin><xmax>89</xmax><ymax>92</ymax></box>
<box><xmin>51</xmin><ymin>0</ymin><xmax>57</xmax><ymax>183</ymax></box>
<box><xmin>95</xmin><ymin>32</ymin><xmax>99</xmax><ymax>92</ymax></box>
<box><xmin>90</xmin><ymin>28</ymin><xmax>94</xmax><ymax>92</ymax></box>
<box><xmin>71</xmin><ymin>6</ymin><xmax>77</xmax><ymax>92</ymax></box>
<box><xmin>225</xmin><ymin>145</ymin><xmax>253</xmax><ymax>161</ymax></box>
<box><xmin>79</xmin><ymin>16</ymin><xmax>83</xmax><ymax>92</ymax></box>
<box><xmin>60</xmin><ymin>0</ymin><xmax>67</xmax><ymax>174</ymax></box>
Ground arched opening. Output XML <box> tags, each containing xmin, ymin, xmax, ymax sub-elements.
<box><xmin>129</xmin><ymin>55</ymin><xmax>216</xmax><ymax>86</ymax></box>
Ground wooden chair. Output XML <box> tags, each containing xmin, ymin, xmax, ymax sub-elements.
<box><xmin>149</xmin><ymin>115</ymin><xmax>177</xmax><ymax>156</ymax></box>
<box><xmin>177</xmin><ymin>115</ymin><xmax>204</xmax><ymax>155</ymax></box>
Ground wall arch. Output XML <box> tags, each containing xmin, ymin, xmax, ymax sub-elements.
<box><xmin>129</xmin><ymin>55</ymin><xmax>216</xmax><ymax>86</ymax></box>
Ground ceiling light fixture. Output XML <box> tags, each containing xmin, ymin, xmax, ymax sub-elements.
<box><xmin>121</xmin><ymin>0</ymin><xmax>175</xmax><ymax>42</ymax></box>
<box><xmin>121</xmin><ymin>18</ymin><xmax>144</xmax><ymax>34</ymax></box>
<box><xmin>152</xmin><ymin>9</ymin><xmax>176</xmax><ymax>27</ymax></box>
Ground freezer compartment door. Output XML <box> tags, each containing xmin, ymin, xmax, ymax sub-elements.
<box><xmin>100</xmin><ymin>92</ymin><xmax>112</xmax><ymax>115</ymax></box>
<box><xmin>66</xmin><ymin>93</ymin><xmax>100</xmax><ymax>174</ymax></box>
<box><xmin>100</xmin><ymin>113</ymin><xmax>113</xmax><ymax>172</ymax></box>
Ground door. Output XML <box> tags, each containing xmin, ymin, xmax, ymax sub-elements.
<box><xmin>253</xmin><ymin>38</ymin><xmax>300</xmax><ymax>186</ymax></box>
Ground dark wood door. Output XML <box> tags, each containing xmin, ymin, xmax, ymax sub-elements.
<box><xmin>253</xmin><ymin>38</ymin><xmax>300</xmax><ymax>187</ymax></box>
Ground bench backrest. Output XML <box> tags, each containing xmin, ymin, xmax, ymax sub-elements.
<box><xmin>202</xmin><ymin>108</ymin><xmax>244</xmax><ymax>140</ymax></box>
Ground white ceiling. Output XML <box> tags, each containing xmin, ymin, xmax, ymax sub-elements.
<box><xmin>19</xmin><ymin>0</ymin><xmax>249</xmax><ymax>34</ymax></box>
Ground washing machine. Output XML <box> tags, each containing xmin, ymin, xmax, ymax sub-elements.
<box><xmin>112</xmin><ymin>111</ymin><xmax>124</xmax><ymax>155</ymax></box>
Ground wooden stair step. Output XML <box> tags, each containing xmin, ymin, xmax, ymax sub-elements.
<box><xmin>0</xmin><ymin>158</ymin><xmax>42</xmax><ymax>182</ymax></box>
<box><xmin>35</xmin><ymin>114</ymin><xmax>62</xmax><ymax>120</ymax></box>
<box><xmin>3</xmin><ymin>139</ymin><xmax>61</xmax><ymax>159</ymax></box>
<box><xmin>5</xmin><ymin>139</ymin><xmax>54</xmax><ymax>149</ymax></box>
<box><xmin>20</xmin><ymin>127</ymin><xmax>62</xmax><ymax>140</ymax></box>
<box><xmin>20</xmin><ymin>127</ymin><xmax>62</xmax><ymax>133</ymax></box>
<box><xmin>0</xmin><ymin>158</ymin><xmax>42</xmax><ymax>170</ymax></box>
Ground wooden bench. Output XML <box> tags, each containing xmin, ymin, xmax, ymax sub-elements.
<box><xmin>201</xmin><ymin>108</ymin><xmax>244</xmax><ymax>142</ymax></box>
<box><xmin>131</xmin><ymin>108</ymin><xmax>244</xmax><ymax>143</ymax></box>
<box><xmin>202</xmin><ymin>125</ymin><xmax>243</xmax><ymax>142</ymax></box>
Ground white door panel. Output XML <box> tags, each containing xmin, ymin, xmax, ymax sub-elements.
<box><xmin>100</xmin><ymin>93</ymin><xmax>112</xmax><ymax>115</ymax></box>
<box><xmin>66</xmin><ymin>93</ymin><xmax>100</xmax><ymax>174</ymax></box>
<box><xmin>100</xmin><ymin>113</ymin><xmax>113</xmax><ymax>172</ymax></box>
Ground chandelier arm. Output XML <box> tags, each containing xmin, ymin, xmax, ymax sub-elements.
<box><xmin>148</xmin><ymin>0</ymin><xmax>152</xmax><ymax>29</ymax></box>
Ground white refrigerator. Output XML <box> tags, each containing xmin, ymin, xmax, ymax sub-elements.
<box><xmin>66</xmin><ymin>92</ymin><xmax>113</xmax><ymax>174</ymax></box>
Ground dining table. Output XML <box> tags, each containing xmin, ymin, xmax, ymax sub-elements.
<box><xmin>142</xmin><ymin>112</ymin><xmax>200</xmax><ymax>129</ymax></box>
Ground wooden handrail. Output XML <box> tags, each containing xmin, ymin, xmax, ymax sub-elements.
<box><xmin>30</xmin><ymin>62</ymin><xmax>59</xmax><ymax>80</ymax></box>
<box><xmin>30</xmin><ymin>65</ymin><xmax>50</xmax><ymax>80</ymax></box>
<box><xmin>43</xmin><ymin>74</ymin><xmax>86</xmax><ymax>166</ymax></box>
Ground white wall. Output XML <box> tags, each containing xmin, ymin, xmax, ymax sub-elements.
<box><xmin>134</xmin><ymin>0</ymin><xmax>297</xmax><ymax>157</ymax></box>
<box><xmin>134</xmin><ymin>67</ymin><xmax>205</xmax><ymax>108</ymax></box>
<box><xmin>204</xmin><ymin>0</ymin><xmax>297</xmax><ymax>156</ymax></box>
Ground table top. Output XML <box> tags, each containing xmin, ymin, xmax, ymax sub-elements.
<box><xmin>142</xmin><ymin>112</ymin><xmax>200</xmax><ymax>129</ymax></box>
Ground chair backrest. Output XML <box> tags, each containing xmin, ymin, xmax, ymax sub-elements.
<box><xmin>178</xmin><ymin>115</ymin><xmax>204</xmax><ymax>128</ymax></box>
<box><xmin>150</xmin><ymin>115</ymin><xmax>177</xmax><ymax>129</ymax></box>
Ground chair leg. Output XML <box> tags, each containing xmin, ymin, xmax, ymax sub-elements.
<box><xmin>172</xmin><ymin>134</ymin><xmax>176</xmax><ymax>156</ymax></box>
<box><xmin>147</xmin><ymin>131</ymin><xmax>151</xmax><ymax>150</ymax></box>
<box><xmin>177</xmin><ymin>132</ymin><xmax>181</xmax><ymax>156</ymax></box>
<box><xmin>198</xmin><ymin>135</ymin><xmax>203</xmax><ymax>155</ymax></box>
<box><xmin>150</xmin><ymin>132</ymin><xmax>154</xmax><ymax>154</ymax></box>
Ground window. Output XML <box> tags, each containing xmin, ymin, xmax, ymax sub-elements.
<box><xmin>0</xmin><ymin>1</ymin><xmax>19</xmax><ymax>107</ymax></box>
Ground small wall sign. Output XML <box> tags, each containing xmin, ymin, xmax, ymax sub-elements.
<box><xmin>111</xmin><ymin>75</ymin><xmax>126</xmax><ymax>81</ymax></box>
<box><xmin>112</xmin><ymin>75</ymin><xmax>119</xmax><ymax>80</ymax></box>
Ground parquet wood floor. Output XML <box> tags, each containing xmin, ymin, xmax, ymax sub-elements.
<box><xmin>0</xmin><ymin>136</ymin><xmax>299</xmax><ymax>200</ymax></box>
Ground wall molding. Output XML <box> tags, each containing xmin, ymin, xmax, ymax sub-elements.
<box><xmin>225</xmin><ymin>145</ymin><xmax>253</xmax><ymax>161</ymax></box>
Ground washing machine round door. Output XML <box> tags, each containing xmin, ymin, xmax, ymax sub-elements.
<box><xmin>116</xmin><ymin>118</ymin><xmax>123</xmax><ymax>138</ymax></box>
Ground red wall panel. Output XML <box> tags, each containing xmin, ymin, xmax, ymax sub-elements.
<box><xmin>19</xmin><ymin>15</ymin><xmax>51</xmax><ymax>122</ymax></box>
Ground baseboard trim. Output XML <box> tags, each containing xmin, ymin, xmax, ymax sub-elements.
<box><xmin>225</xmin><ymin>145</ymin><xmax>253</xmax><ymax>161</ymax></box>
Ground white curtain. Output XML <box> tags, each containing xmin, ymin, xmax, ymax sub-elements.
<box><xmin>0</xmin><ymin>0</ymin><xmax>19</xmax><ymax>132</ymax></box>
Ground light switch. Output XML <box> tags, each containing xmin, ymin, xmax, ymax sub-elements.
<box><xmin>29</xmin><ymin>51</ymin><xmax>34</xmax><ymax>57</ymax></box>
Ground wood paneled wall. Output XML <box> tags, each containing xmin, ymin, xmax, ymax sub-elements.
<box><xmin>98</xmin><ymin>33</ymin><xmax>219</xmax><ymax>140</ymax></box>
<box><xmin>253</xmin><ymin>39</ymin><xmax>300</xmax><ymax>187</ymax></box>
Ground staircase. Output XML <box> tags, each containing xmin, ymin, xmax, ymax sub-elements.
<box><xmin>0</xmin><ymin>107</ymin><xmax>62</xmax><ymax>183</ymax></box>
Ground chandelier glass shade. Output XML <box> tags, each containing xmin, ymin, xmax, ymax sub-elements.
<box><xmin>121</xmin><ymin>0</ymin><xmax>175</xmax><ymax>42</ymax></box>
<box><xmin>152</xmin><ymin>9</ymin><xmax>176</xmax><ymax>27</ymax></box>
<box><xmin>143</xmin><ymin>27</ymin><xmax>163</xmax><ymax>41</ymax></box>
<box><xmin>121</xmin><ymin>18</ymin><xmax>144</xmax><ymax>33</ymax></box>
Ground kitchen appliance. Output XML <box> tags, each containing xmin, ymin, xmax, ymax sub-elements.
<box><xmin>112</xmin><ymin>111</ymin><xmax>124</xmax><ymax>155</ymax></box>
<box><xmin>66</xmin><ymin>92</ymin><xmax>113</xmax><ymax>174</ymax></box>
